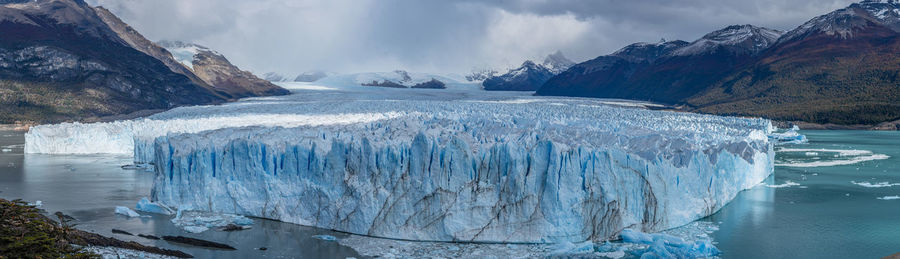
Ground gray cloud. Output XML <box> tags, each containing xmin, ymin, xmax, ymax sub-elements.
<box><xmin>86</xmin><ymin>0</ymin><xmax>857</xmax><ymax>75</ymax></box>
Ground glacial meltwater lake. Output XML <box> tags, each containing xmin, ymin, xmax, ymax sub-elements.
<box><xmin>1</xmin><ymin>129</ymin><xmax>898</xmax><ymax>258</ymax></box>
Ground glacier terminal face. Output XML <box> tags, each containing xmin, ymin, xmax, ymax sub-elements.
<box><xmin>26</xmin><ymin>83</ymin><xmax>774</xmax><ymax>243</ymax></box>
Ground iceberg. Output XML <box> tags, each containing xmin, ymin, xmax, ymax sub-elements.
<box><xmin>619</xmin><ymin>229</ymin><xmax>720</xmax><ymax>258</ymax></box>
<box><xmin>171</xmin><ymin>210</ymin><xmax>254</xmax><ymax>233</ymax></box>
<box><xmin>25</xmin><ymin>83</ymin><xmax>775</xmax><ymax>243</ymax></box>
<box><xmin>115</xmin><ymin>206</ymin><xmax>140</xmax><ymax>218</ymax></box>
<box><xmin>135</xmin><ymin>197</ymin><xmax>175</xmax><ymax>215</ymax></box>
<box><xmin>770</xmin><ymin>125</ymin><xmax>807</xmax><ymax>145</ymax></box>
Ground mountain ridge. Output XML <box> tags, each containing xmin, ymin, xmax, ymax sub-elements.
<box><xmin>536</xmin><ymin>0</ymin><xmax>900</xmax><ymax>125</ymax></box>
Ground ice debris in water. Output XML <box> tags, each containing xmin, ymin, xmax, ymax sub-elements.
<box><xmin>171</xmin><ymin>210</ymin><xmax>254</xmax><ymax>233</ymax></box>
<box><xmin>770</xmin><ymin>125</ymin><xmax>807</xmax><ymax>145</ymax></box>
<box><xmin>135</xmin><ymin>197</ymin><xmax>174</xmax><ymax>215</ymax></box>
<box><xmin>313</xmin><ymin>235</ymin><xmax>338</xmax><ymax>241</ymax></box>
<box><xmin>619</xmin><ymin>229</ymin><xmax>720</xmax><ymax>258</ymax></box>
<box><xmin>28</xmin><ymin>200</ymin><xmax>42</xmax><ymax>207</ymax></box>
<box><xmin>121</xmin><ymin>163</ymin><xmax>155</xmax><ymax>171</ymax></box>
<box><xmin>765</xmin><ymin>180</ymin><xmax>801</xmax><ymax>188</ymax></box>
<box><xmin>877</xmin><ymin>196</ymin><xmax>900</xmax><ymax>200</ymax></box>
<box><xmin>115</xmin><ymin>206</ymin><xmax>140</xmax><ymax>218</ymax></box>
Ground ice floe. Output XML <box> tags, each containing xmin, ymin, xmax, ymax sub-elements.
<box><xmin>115</xmin><ymin>206</ymin><xmax>140</xmax><ymax>218</ymax></box>
<box><xmin>851</xmin><ymin>181</ymin><xmax>900</xmax><ymax>188</ymax></box>
<box><xmin>776</xmin><ymin>148</ymin><xmax>890</xmax><ymax>167</ymax></box>
<box><xmin>170</xmin><ymin>210</ymin><xmax>253</xmax><ymax>233</ymax></box>
<box><xmin>135</xmin><ymin>197</ymin><xmax>174</xmax><ymax>215</ymax></box>
<box><xmin>765</xmin><ymin>180</ymin><xmax>801</xmax><ymax>188</ymax></box>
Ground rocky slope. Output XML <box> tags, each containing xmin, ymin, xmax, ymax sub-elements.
<box><xmin>689</xmin><ymin>0</ymin><xmax>900</xmax><ymax>125</ymax></box>
<box><xmin>157</xmin><ymin>40</ymin><xmax>289</xmax><ymax>99</ymax></box>
<box><xmin>0</xmin><ymin>0</ymin><xmax>287</xmax><ymax>123</ymax></box>
<box><xmin>538</xmin><ymin>0</ymin><xmax>900</xmax><ymax>125</ymax></box>
<box><xmin>482</xmin><ymin>51</ymin><xmax>574</xmax><ymax>91</ymax></box>
<box><xmin>0</xmin><ymin>0</ymin><xmax>225</xmax><ymax>123</ymax></box>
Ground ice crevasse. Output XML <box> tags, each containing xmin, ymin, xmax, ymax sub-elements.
<box><xmin>26</xmin><ymin>94</ymin><xmax>775</xmax><ymax>243</ymax></box>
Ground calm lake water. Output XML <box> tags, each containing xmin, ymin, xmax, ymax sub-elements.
<box><xmin>1</xmin><ymin>129</ymin><xmax>898</xmax><ymax>258</ymax></box>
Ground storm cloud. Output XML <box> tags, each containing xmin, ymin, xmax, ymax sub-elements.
<box><xmin>86</xmin><ymin>0</ymin><xmax>856</xmax><ymax>75</ymax></box>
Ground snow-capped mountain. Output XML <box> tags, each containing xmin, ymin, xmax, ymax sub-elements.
<box><xmin>294</xmin><ymin>71</ymin><xmax>330</xmax><ymax>82</ymax></box>
<box><xmin>482</xmin><ymin>51</ymin><xmax>574</xmax><ymax>91</ymax></box>
<box><xmin>780</xmin><ymin>0</ymin><xmax>900</xmax><ymax>43</ymax></box>
<box><xmin>539</xmin><ymin>0</ymin><xmax>900</xmax><ymax>125</ymax></box>
<box><xmin>314</xmin><ymin>70</ymin><xmax>455</xmax><ymax>89</ymax></box>
<box><xmin>0</xmin><ymin>0</ymin><xmax>228</xmax><ymax>123</ymax></box>
<box><xmin>157</xmin><ymin>40</ymin><xmax>288</xmax><ymax>98</ymax></box>
<box><xmin>464</xmin><ymin>68</ymin><xmax>498</xmax><ymax>82</ymax></box>
<box><xmin>612</xmin><ymin>39</ymin><xmax>689</xmax><ymax>62</ymax></box>
<box><xmin>671</xmin><ymin>25</ymin><xmax>783</xmax><ymax>56</ymax></box>
<box><xmin>262</xmin><ymin>72</ymin><xmax>289</xmax><ymax>82</ymax></box>
<box><xmin>542</xmin><ymin>50</ymin><xmax>575</xmax><ymax>74</ymax></box>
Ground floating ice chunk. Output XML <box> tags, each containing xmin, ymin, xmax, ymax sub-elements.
<box><xmin>121</xmin><ymin>163</ymin><xmax>155</xmax><ymax>172</ymax></box>
<box><xmin>619</xmin><ymin>229</ymin><xmax>720</xmax><ymax>258</ymax></box>
<box><xmin>851</xmin><ymin>181</ymin><xmax>900</xmax><ymax>188</ymax></box>
<box><xmin>769</xmin><ymin>125</ymin><xmax>807</xmax><ymax>145</ymax></box>
<box><xmin>765</xmin><ymin>180</ymin><xmax>801</xmax><ymax>188</ymax></box>
<box><xmin>29</xmin><ymin>200</ymin><xmax>42</xmax><ymax>207</ymax></box>
<box><xmin>135</xmin><ymin>197</ymin><xmax>174</xmax><ymax>215</ymax></box>
<box><xmin>1</xmin><ymin>148</ymin><xmax>11</xmax><ymax>152</ymax></box>
<box><xmin>877</xmin><ymin>196</ymin><xmax>900</xmax><ymax>200</ymax></box>
<box><xmin>115</xmin><ymin>206</ymin><xmax>140</xmax><ymax>218</ymax></box>
<box><xmin>313</xmin><ymin>235</ymin><xmax>338</xmax><ymax>241</ymax></box>
<box><xmin>171</xmin><ymin>210</ymin><xmax>253</xmax><ymax>233</ymax></box>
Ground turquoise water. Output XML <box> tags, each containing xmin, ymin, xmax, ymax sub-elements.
<box><xmin>707</xmin><ymin>130</ymin><xmax>900</xmax><ymax>258</ymax></box>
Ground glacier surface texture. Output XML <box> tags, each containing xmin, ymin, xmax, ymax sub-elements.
<box><xmin>26</xmin><ymin>82</ymin><xmax>775</xmax><ymax>243</ymax></box>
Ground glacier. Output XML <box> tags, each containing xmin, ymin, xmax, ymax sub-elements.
<box><xmin>25</xmin><ymin>82</ymin><xmax>775</xmax><ymax>243</ymax></box>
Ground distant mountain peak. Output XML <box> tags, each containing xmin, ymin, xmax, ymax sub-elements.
<box><xmin>542</xmin><ymin>50</ymin><xmax>575</xmax><ymax>74</ymax></box>
<box><xmin>671</xmin><ymin>24</ymin><xmax>783</xmax><ymax>56</ymax></box>
<box><xmin>780</xmin><ymin>0</ymin><xmax>900</xmax><ymax>43</ymax></box>
<box><xmin>611</xmin><ymin>40</ymin><xmax>689</xmax><ymax>62</ymax></box>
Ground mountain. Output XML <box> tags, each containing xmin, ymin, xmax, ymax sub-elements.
<box><xmin>482</xmin><ymin>51</ymin><xmax>574</xmax><ymax>91</ymax></box>
<box><xmin>157</xmin><ymin>40</ymin><xmax>288</xmax><ymax>98</ymax></box>
<box><xmin>262</xmin><ymin>72</ymin><xmax>289</xmax><ymax>82</ymax></box>
<box><xmin>294</xmin><ymin>71</ymin><xmax>329</xmax><ymax>82</ymax></box>
<box><xmin>539</xmin><ymin>1</ymin><xmax>900</xmax><ymax>126</ymax></box>
<box><xmin>0</xmin><ymin>0</ymin><xmax>225</xmax><ymax>123</ymax></box>
<box><xmin>542</xmin><ymin>50</ymin><xmax>576</xmax><ymax>74</ymax></box>
<box><xmin>539</xmin><ymin>25</ymin><xmax>782</xmax><ymax>103</ymax></box>
<box><xmin>357</xmin><ymin>70</ymin><xmax>446</xmax><ymax>89</ymax></box>
<box><xmin>687</xmin><ymin>0</ymin><xmax>900</xmax><ymax>125</ymax></box>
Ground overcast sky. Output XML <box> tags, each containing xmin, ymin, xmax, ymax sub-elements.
<box><xmin>86</xmin><ymin>0</ymin><xmax>856</xmax><ymax>75</ymax></box>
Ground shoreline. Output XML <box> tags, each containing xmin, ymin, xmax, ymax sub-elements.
<box><xmin>773</xmin><ymin>120</ymin><xmax>900</xmax><ymax>131</ymax></box>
